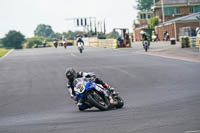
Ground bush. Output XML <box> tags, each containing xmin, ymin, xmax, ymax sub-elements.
<box><xmin>98</xmin><ymin>34</ymin><xmax>106</xmax><ymax>39</ymax></box>
<box><xmin>26</xmin><ymin>36</ymin><xmax>43</xmax><ymax>48</ymax></box>
<box><xmin>0</xmin><ymin>39</ymin><xmax>3</xmax><ymax>48</ymax></box>
<box><xmin>150</xmin><ymin>17</ymin><xmax>158</xmax><ymax>29</ymax></box>
<box><xmin>2</xmin><ymin>30</ymin><xmax>25</xmax><ymax>49</ymax></box>
<box><xmin>106</xmin><ymin>30</ymin><xmax>120</xmax><ymax>39</ymax></box>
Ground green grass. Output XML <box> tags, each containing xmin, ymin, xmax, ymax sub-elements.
<box><xmin>0</xmin><ymin>48</ymin><xmax>10</xmax><ymax>57</ymax></box>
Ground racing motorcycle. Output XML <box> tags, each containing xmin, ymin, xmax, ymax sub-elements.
<box><xmin>77</xmin><ymin>42</ymin><xmax>84</xmax><ymax>53</ymax></box>
<box><xmin>73</xmin><ymin>77</ymin><xmax>124</xmax><ymax>111</ymax></box>
<box><xmin>64</xmin><ymin>43</ymin><xmax>67</xmax><ymax>49</ymax></box>
<box><xmin>143</xmin><ymin>40</ymin><xmax>149</xmax><ymax>52</ymax></box>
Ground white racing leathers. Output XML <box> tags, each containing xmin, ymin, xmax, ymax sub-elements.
<box><xmin>77</xmin><ymin>42</ymin><xmax>84</xmax><ymax>53</ymax></box>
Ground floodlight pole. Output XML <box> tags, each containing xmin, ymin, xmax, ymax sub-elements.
<box><xmin>161</xmin><ymin>0</ymin><xmax>165</xmax><ymax>23</ymax></box>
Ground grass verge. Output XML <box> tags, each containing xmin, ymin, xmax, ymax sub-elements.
<box><xmin>0</xmin><ymin>48</ymin><xmax>10</xmax><ymax>57</ymax></box>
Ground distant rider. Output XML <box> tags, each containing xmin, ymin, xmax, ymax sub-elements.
<box><xmin>140</xmin><ymin>30</ymin><xmax>150</xmax><ymax>47</ymax></box>
<box><xmin>54</xmin><ymin>39</ymin><xmax>58</xmax><ymax>48</ymax></box>
<box><xmin>63</xmin><ymin>39</ymin><xmax>67</xmax><ymax>48</ymax></box>
<box><xmin>77</xmin><ymin>37</ymin><xmax>84</xmax><ymax>46</ymax></box>
<box><xmin>65</xmin><ymin>67</ymin><xmax>116</xmax><ymax>110</ymax></box>
<box><xmin>42</xmin><ymin>40</ymin><xmax>46</xmax><ymax>47</ymax></box>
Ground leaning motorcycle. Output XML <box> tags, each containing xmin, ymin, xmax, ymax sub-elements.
<box><xmin>77</xmin><ymin>42</ymin><xmax>84</xmax><ymax>53</ymax></box>
<box><xmin>73</xmin><ymin>77</ymin><xmax>124</xmax><ymax>111</ymax></box>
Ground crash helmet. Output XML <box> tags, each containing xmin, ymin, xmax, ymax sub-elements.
<box><xmin>65</xmin><ymin>67</ymin><xmax>76</xmax><ymax>80</ymax></box>
<box><xmin>140</xmin><ymin>30</ymin><xmax>145</xmax><ymax>35</ymax></box>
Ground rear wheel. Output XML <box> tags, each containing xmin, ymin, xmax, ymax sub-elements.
<box><xmin>87</xmin><ymin>91</ymin><xmax>110</xmax><ymax>111</ymax></box>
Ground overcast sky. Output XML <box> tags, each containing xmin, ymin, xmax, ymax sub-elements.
<box><xmin>0</xmin><ymin>0</ymin><xmax>138</xmax><ymax>38</ymax></box>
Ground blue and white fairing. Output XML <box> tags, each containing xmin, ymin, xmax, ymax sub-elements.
<box><xmin>74</xmin><ymin>78</ymin><xmax>106</xmax><ymax>100</ymax></box>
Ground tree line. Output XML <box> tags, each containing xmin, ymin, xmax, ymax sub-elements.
<box><xmin>0</xmin><ymin>24</ymin><xmax>121</xmax><ymax>49</ymax></box>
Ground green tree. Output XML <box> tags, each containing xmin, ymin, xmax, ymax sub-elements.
<box><xmin>34</xmin><ymin>24</ymin><xmax>54</xmax><ymax>37</ymax></box>
<box><xmin>62</xmin><ymin>31</ymin><xmax>75</xmax><ymax>40</ymax></box>
<box><xmin>0</xmin><ymin>39</ymin><xmax>3</xmax><ymax>48</ymax></box>
<box><xmin>2</xmin><ymin>30</ymin><xmax>25</xmax><ymax>49</ymax></box>
<box><xmin>27</xmin><ymin>36</ymin><xmax>43</xmax><ymax>48</ymax></box>
<box><xmin>106</xmin><ymin>30</ymin><xmax>120</xmax><ymax>39</ymax></box>
<box><xmin>54</xmin><ymin>32</ymin><xmax>63</xmax><ymax>40</ymax></box>
<box><xmin>62</xmin><ymin>31</ymin><xmax>84</xmax><ymax>40</ymax></box>
<box><xmin>136</xmin><ymin>0</ymin><xmax>159</xmax><ymax>11</ymax></box>
<box><xmin>150</xmin><ymin>17</ymin><xmax>159</xmax><ymax>29</ymax></box>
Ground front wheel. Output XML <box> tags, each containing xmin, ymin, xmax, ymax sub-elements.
<box><xmin>80</xmin><ymin>48</ymin><xmax>82</xmax><ymax>53</ymax></box>
<box><xmin>114</xmin><ymin>96</ymin><xmax>124</xmax><ymax>109</ymax></box>
<box><xmin>145</xmin><ymin>46</ymin><xmax>148</xmax><ymax>52</ymax></box>
<box><xmin>87</xmin><ymin>91</ymin><xmax>110</xmax><ymax>111</ymax></box>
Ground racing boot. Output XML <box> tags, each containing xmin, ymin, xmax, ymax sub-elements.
<box><xmin>76</xmin><ymin>98</ymin><xmax>84</xmax><ymax>105</ymax></box>
<box><xmin>109</xmin><ymin>96</ymin><xmax>114</xmax><ymax>104</ymax></box>
<box><xmin>103</xmin><ymin>83</ymin><xmax>118</xmax><ymax>96</ymax></box>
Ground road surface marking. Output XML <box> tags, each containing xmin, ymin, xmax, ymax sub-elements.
<box><xmin>136</xmin><ymin>51</ymin><xmax>200</xmax><ymax>63</ymax></box>
<box><xmin>185</xmin><ymin>130</ymin><xmax>200</xmax><ymax>133</ymax></box>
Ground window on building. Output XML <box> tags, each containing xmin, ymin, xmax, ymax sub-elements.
<box><xmin>143</xmin><ymin>14</ymin><xmax>146</xmax><ymax>19</ymax></box>
<box><xmin>148</xmin><ymin>14</ymin><xmax>151</xmax><ymax>19</ymax></box>
<box><xmin>190</xmin><ymin>7</ymin><xmax>194</xmax><ymax>13</ymax></box>
<box><xmin>164</xmin><ymin>7</ymin><xmax>180</xmax><ymax>16</ymax></box>
<box><xmin>195</xmin><ymin>6</ymin><xmax>199</xmax><ymax>13</ymax></box>
<box><xmin>175</xmin><ymin>8</ymin><xmax>180</xmax><ymax>14</ymax></box>
<box><xmin>190</xmin><ymin>5</ymin><xmax>200</xmax><ymax>13</ymax></box>
<box><xmin>140</xmin><ymin>14</ymin><xmax>143</xmax><ymax>19</ymax></box>
<box><xmin>140</xmin><ymin>14</ymin><xmax>146</xmax><ymax>19</ymax></box>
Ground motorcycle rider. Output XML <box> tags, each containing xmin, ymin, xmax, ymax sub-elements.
<box><xmin>65</xmin><ymin>67</ymin><xmax>116</xmax><ymax>110</ymax></box>
<box><xmin>53</xmin><ymin>39</ymin><xmax>58</xmax><ymax>48</ymax></box>
<box><xmin>63</xmin><ymin>39</ymin><xmax>67</xmax><ymax>49</ymax></box>
<box><xmin>140</xmin><ymin>30</ymin><xmax>150</xmax><ymax>47</ymax></box>
<box><xmin>77</xmin><ymin>37</ymin><xmax>84</xmax><ymax>46</ymax></box>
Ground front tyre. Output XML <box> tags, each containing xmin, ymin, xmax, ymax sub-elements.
<box><xmin>145</xmin><ymin>46</ymin><xmax>148</xmax><ymax>52</ymax></box>
<box><xmin>87</xmin><ymin>91</ymin><xmax>110</xmax><ymax>111</ymax></box>
<box><xmin>114</xmin><ymin>96</ymin><xmax>124</xmax><ymax>109</ymax></box>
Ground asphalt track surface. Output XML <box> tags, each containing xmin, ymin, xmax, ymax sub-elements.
<box><xmin>0</xmin><ymin>46</ymin><xmax>200</xmax><ymax>133</ymax></box>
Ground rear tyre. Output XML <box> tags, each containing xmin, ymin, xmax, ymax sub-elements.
<box><xmin>87</xmin><ymin>91</ymin><xmax>110</xmax><ymax>111</ymax></box>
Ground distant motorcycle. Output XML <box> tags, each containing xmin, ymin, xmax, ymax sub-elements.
<box><xmin>54</xmin><ymin>40</ymin><xmax>58</xmax><ymax>48</ymax></box>
<box><xmin>74</xmin><ymin>77</ymin><xmax>124</xmax><ymax>111</ymax></box>
<box><xmin>77</xmin><ymin>42</ymin><xmax>84</xmax><ymax>53</ymax></box>
<box><xmin>64</xmin><ymin>43</ymin><xmax>67</xmax><ymax>49</ymax></box>
<box><xmin>143</xmin><ymin>40</ymin><xmax>149</xmax><ymax>52</ymax></box>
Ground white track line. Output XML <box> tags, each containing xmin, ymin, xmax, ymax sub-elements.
<box><xmin>136</xmin><ymin>51</ymin><xmax>200</xmax><ymax>63</ymax></box>
<box><xmin>185</xmin><ymin>130</ymin><xmax>200</xmax><ymax>133</ymax></box>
